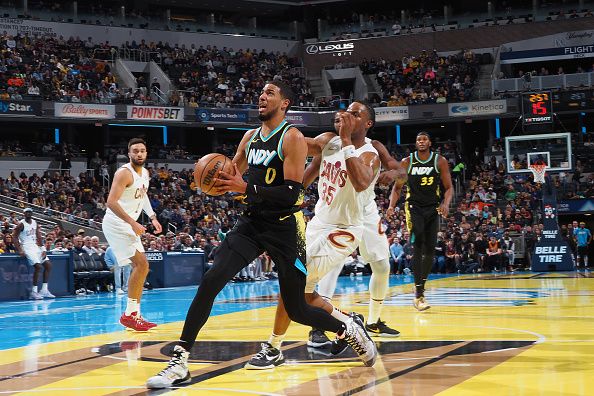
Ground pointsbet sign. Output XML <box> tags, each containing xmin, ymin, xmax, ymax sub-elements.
<box><xmin>127</xmin><ymin>106</ymin><xmax>184</xmax><ymax>121</ymax></box>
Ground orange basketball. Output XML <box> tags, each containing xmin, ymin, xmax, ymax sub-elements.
<box><xmin>194</xmin><ymin>153</ymin><xmax>234</xmax><ymax>196</ymax></box>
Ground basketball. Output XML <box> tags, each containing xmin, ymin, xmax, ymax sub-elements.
<box><xmin>194</xmin><ymin>153</ymin><xmax>234</xmax><ymax>196</ymax></box>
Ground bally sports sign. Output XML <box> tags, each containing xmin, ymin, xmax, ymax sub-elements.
<box><xmin>54</xmin><ymin>103</ymin><xmax>115</xmax><ymax>119</ymax></box>
<box><xmin>127</xmin><ymin>106</ymin><xmax>184</xmax><ymax>121</ymax></box>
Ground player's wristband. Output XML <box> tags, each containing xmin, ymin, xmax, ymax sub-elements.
<box><xmin>342</xmin><ymin>145</ymin><xmax>356</xmax><ymax>160</ymax></box>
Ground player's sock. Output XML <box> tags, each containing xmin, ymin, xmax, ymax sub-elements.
<box><xmin>368</xmin><ymin>299</ymin><xmax>383</xmax><ymax>324</ymax></box>
<box><xmin>32</xmin><ymin>285</ymin><xmax>38</xmax><ymax>293</ymax></box>
<box><xmin>125</xmin><ymin>298</ymin><xmax>139</xmax><ymax>316</ymax></box>
<box><xmin>330</xmin><ymin>306</ymin><xmax>351</xmax><ymax>323</ymax></box>
<box><xmin>368</xmin><ymin>259</ymin><xmax>390</xmax><ymax>323</ymax></box>
<box><xmin>41</xmin><ymin>283</ymin><xmax>49</xmax><ymax>292</ymax></box>
<box><xmin>411</xmin><ymin>249</ymin><xmax>424</xmax><ymax>297</ymax></box>
<box><xmin>268</xmin><ymin>333</ymin><xmax>285</xmax><ymax>350</ymax></box>
<box><xmin>415</xmin><ymin>283</ymin><xmax>424</xmax><ymax>298</ymax></box>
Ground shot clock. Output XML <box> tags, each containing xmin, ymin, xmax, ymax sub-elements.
<box><xmin>522</xmin><ymin>92</ymin><xmax>553</xmax><ymax>125</ymax></box>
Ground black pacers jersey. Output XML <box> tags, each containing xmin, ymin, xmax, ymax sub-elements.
<box><xmin>245</xmin><ymin>120</ymin><xmax>303</xmax><ymax>215</ymax></box>
<box><xmin>406</xmin><ymin>151</ymin><xmax>441</xmax><ymax>207</ymax></box>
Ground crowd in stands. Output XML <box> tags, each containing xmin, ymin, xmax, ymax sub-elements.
<box><xmin>502</xmin><ymin>61</ymin><xmax>594</xmax><ymax>80</ymax></box>
<box><xmin>362</xmin><ymin>49</ymin><xmax>480</xmax><ymax>106</ymax></box>
<box><xmin>1</xmin><ymin>134</ymin><xmax>592</xmax><ymax>279</ymax></box>
<box><xmin>555</xmin><ymin>169</ymin><xmax>594</xmax><ymax>200</ymax></box>
<box><xmin>0</xmin><ymin>32</ymin><xmax>315</xmax><ymax>108</ymax></box>
<box><xmin>2</xmin><ymin>0</ymin><xmax>593</xmax><ymax>45</ymax></box>
<box><xmin>0</xmin><ymin>169</ymin><xmax>106</xmax><ymax>227</ymax></box>
<box><xmin>15</xmin><ymin>0</ymin><xmax>265</xmax><ymax>37</ymax></box>
<box><xmin>387</xmin><ymin>154</ymin><xmax>544</xmax><ymax>274</ymax></box>
<box><xmin>0</xmin><ymin>32</ymin><xmax>129</xmax><ymax>103</ymax></box>
<box><xmin>326</xmin><ymin>7</ymin><xmax>441</xmax><ymax>39</ymax></box>
<box><xmin>157</xmin><ymin>43</ymin><xmax>314</xmax><ymax>108</ymax></box>
<box><xmin>323</xmin><ymin>3</ymin><xmax>594</xmax><ymax>41</ymax></box>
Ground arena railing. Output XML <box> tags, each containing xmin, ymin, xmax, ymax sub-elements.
<box><xmin>116</xmin><ymin>48</ymin><xmax>162</xmax><ymax>64</ymax></box>
<box><xmin>319</xmin><ymin>6</ymin><xmax>593</xmax><ymax>40</ymax></box>
<box><xmin>152</xmin><ymin>87</ymin><xmax>169</xmax><ymax>104</ymax></box>
<box><xmin>0</xmin><ymin>193</ymin><xmax>101</xmax><ymax>229</ymax></box>
<box><xmin>92</xmin><ymin>48</ymin><xmax>116</xmax><ymax>62</ymax></box>
<box><xmin>492</xmin><ymin>72</ymin><xmax>594</xmax><ymax>94</ymax></box>
<box><xmin>6</xmin><ymin>168</ymin><xmax>97</xmax><ymax>179</ymax></box>
<box><xmin>314</xmin><ymin>95</ymin><xmax>349</xmax><ymax>108</ymax></box>
<box><xmin>177</xmin><ymin>95</ymin><xmax>337</xmax><ymax>112</ymax></box>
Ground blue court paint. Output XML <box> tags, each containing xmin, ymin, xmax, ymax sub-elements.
<box><xmin>495</xmin><ymin>118</ymin><xmax>500</xmax><ymax>139</ymax></box>
<box><xmin>0</xmin><ymin>275</ymin><xmax>424</xmax><ymax>350</ymax></box>
<box><xmin>396</xmin><ymin>124</ymin><xmax>401</xmax><ymax>145</ymax></box>
<box><xmin>54</xmin><ymin>128</ymin><xmax>60</xmax><ymax>144</ymax></box>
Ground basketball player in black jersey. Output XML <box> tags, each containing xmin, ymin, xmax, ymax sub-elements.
<box><xmin>387</xmin><ymin>132</ymin><xmax>453</xmax><ymax>311</ymax></box>
<box><xmin>147</xmin><ymin>81</ymin><xmax>375</xmax><ymax>389</ymax></box>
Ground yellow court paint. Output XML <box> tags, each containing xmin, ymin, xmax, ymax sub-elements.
<box><xmin>3</xmin><ymin>273</ymin><xmax>593</xmax><ymax>395</ymax></box>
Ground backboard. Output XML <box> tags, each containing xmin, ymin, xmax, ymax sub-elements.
<box><xmin>504</xmin><ymin>132</ymin><xmax>572</xmax><ymax>174</ymax></box>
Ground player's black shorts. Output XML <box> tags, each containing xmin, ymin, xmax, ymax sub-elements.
<box><xmin>224</xmin><ymin>211</ymin><xmax>307</xmax><ymax>277</ymax></box>
<box><xmin>405</xmin><ymin>202</ymin><xmax>439</xmax><ymax>244</ymax></box>
<box><xmin>577</xmin><ymin>246</ymin><xmax>588</xmax><ymax>256</ymax></box>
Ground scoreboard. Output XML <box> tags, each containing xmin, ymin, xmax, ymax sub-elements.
<box><xmin>522</xmin><ymin>92</ymin><xmax>553</xmax><ymax>125</ymax></box>
<box><xmin>552</xmin><ymin>89</ymin><xmax>594</xmax><ymax>111</ymax></box>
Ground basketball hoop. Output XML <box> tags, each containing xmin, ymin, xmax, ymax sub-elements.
<box><xmin>529</xmin><ymin>163</ymin><xmax>547</xmax><ymax>184</ymax></box>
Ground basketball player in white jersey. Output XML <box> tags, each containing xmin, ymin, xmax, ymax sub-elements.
<box><xmin>103</xmin><ymin>137</ymin><xmax>162</xmax><ymax>331</ymax></box>
<box><xmin>13</xmin><ymin>208</ymin><xmax>54</xmax><ymax>300</ymax></box>
<box><xmin>246</xmin><ymin>101</ymin><xmax>379</xmax><ymax>369</ymax></box>
<box><xmin>303</xmin><ymin>111</ymin><xmax>401</xmax><ymax>349</ymax></box>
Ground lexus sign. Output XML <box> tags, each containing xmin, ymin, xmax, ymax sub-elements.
<box><xmin>305</xmin><ymin>42</ymin><xmax>355</xmax><ymax>57</ymax></box>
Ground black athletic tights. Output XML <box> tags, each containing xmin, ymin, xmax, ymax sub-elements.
<box><xmin>178</xmin><ymin>220</ymin><xmax>345</xmax><ymax>351</ymax></box>
<box><xmin>408</xmin><ymin>204</ymin><xmax>439</xmax><ymax>298</ymax></box>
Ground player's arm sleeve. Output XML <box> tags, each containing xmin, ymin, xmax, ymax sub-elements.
<box><xmin>142</xmin><ymin>194</ymin><xmax>156</xmax><ymax>219</ymax></box>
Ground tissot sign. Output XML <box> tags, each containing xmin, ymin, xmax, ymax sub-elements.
<box><xmin>305</xmin><ymin>42</ymin><xmax>354</xmax><ymax>57</ymax></box>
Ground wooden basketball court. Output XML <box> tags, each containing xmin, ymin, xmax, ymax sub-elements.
<box><xmin>1</xmin><ymin>272</ymin><xmax>592</xmax><ymax>395</ymax></box>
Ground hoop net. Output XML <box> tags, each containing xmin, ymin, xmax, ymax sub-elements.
<box><xmin>529</xmin><ymin>163</ymin><xmax>547</xmax><ymax>184</ymax></box>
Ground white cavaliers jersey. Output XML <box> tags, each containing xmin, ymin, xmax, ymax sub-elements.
<box><xmin>314</xmin><ymin>136</ymin><xmax>379</xmax><ymax>226</ymax></box>
<box><xmin>105</xmin><ymin>163</ymin><xmax>149</xmax><ymax>222</ymax></box>
<box><xmin>19</xmin><ymin>219</ymin><xmax>38</xmax><ymax>246</ymax></box>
